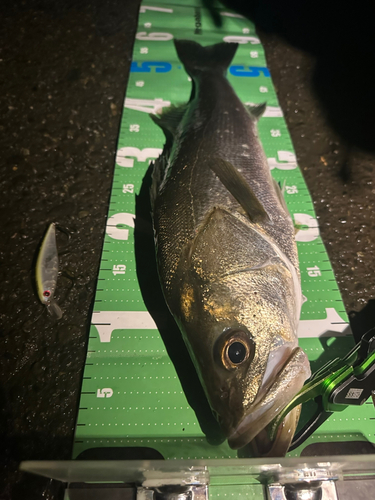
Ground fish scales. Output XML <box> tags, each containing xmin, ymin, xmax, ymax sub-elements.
<box><xmin>154</xmin><ymin>70</ymin><xmax>296</xmax><ymax>293</ymax></box>
<box><xmin>150</xmin><ymin>40</ymin><xmax>310</xmax><ymax>456</ymax></box>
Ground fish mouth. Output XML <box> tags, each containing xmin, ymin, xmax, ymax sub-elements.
<box><xmin>249</xmin><ymin>405</ymin><xmax>302</xmax><ymax>457</ymax></box>
<box><xmin>227</xmin><ymin>347</ymin><xmax>310</xmax><ymax>451</ymax></box>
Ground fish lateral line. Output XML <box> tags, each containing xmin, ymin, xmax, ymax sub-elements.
<box><xmin>222</xmin><ymin>258</ymin><xmax>283</xmax><ymax>277</ymax></box>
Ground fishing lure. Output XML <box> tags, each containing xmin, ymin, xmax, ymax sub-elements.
<box><xmin>36</xmin><ymin>222</ymin><xmax>63</xmax><ymax>319</ymax></box>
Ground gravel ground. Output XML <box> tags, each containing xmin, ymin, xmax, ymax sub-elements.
<box><xmin>0</xmin><ymin>1</ymin><xmax>374</xmax><ymax>498</ymax></box>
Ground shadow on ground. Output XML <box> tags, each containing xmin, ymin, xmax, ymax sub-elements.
<box><xmin>204</xmin><ymin>0</ymin><xmax>375</xmax><ymax>153</ymax></box>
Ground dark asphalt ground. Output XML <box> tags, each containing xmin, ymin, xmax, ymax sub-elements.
<box><xmin>1</xmin><ymin>1</ymin><xmax>375</xmax><ymax>498</ymax></box>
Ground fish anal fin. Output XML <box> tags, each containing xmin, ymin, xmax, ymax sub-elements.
<box><xmin>208</xmin><ymin>158</ymin><xmax>269</xmax><ymax>224</ymax></box>
<box><xmin>272</xmin><ymin>178</ymin><xmax>290</xmax><ymax>215</ymax></box>
<box><xmin>150</xmin><ymin>104</ymin><xmax>187</xmax><ymax>136</ymax></box>
<box><xmin>245</xmin><ymin>102</ymin><xmax>267</xmax><ymax>120</ymax></box>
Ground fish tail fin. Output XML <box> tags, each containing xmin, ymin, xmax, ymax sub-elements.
<box><xmin>174</xmin><ymin>40</ymin><xmax>238</xmax><ymax>77</ymax></box>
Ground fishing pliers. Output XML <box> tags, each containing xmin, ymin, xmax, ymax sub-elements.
<box><xmin>270</xmin><ymin>328</ymin><xmax>375</xmax><ymax>451</ymax></box>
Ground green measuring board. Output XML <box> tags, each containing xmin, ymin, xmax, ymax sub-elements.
<box><xmin>73</xmin><ymin>0</ymin><xmax>374</xmax><ymax>461</ymax></box>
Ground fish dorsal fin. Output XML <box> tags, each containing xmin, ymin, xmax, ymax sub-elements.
<box><xmin>245</xmin><ymin>102</ymin><xmax>267</xmax><ymax>120</ymax></box>
<box><xmin>150</xmin><ymin>104</ymin><xmax>187</xmax><ymax>136</ymax></box>
<box><xmin>208</xmin><ymin>158</ymin><xmax>270</xmax><ymax>223</ymax></box>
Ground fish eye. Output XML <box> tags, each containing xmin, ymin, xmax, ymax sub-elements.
<box><xmin>215</xmin><ymin>329</ymin><xmax>255</xmax><ymax>370</ymax></box>
<box><xmin>227</xmin><ymin>341</ymin><xmax>247</xmax><ymax>364</ymax></box>
<box><xmin>43</xmin><ymin>290</ymin><xmax>51</xmax><ymax>298</ymax></box>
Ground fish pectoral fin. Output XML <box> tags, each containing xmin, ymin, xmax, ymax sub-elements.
<box><xmin>245</xmin><ymin>102</ymin><xmax>267</xmax><ymax>120</ymax></box>
<box><xmin>208</xmin><ymin>158</ymin><xmax>270</xmax><ymax>223</ymax></box>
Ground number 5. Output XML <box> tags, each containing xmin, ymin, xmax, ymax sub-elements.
<box><xmin>97</xmin><ymin>388</ymin><xmax>113</xmax><ymax>398</ymax></box>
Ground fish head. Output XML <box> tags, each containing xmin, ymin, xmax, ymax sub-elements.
<box><xmin>175</xmin><ymin>208</ymin><xmax>311</xmax><ymax>454</ymax></box>
<box><xmin>179</xmin><ymin>280</ymin><xmax>310</xmax><ymax>454</ymax></box>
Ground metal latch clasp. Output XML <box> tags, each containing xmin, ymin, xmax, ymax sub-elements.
<box><xmin>266</xmin><ymin>467</ymin><xmax>339</xmax><ymax>500</ymax></box>
<box><xmin>137</xmin><ymin>484</ymin><xmax>208</xmax><ymax>500</ymax></box>
<box><xmin>136</xmin><ymin>466</ymin><xmax>208</xmax><ymax>500</ymax></box>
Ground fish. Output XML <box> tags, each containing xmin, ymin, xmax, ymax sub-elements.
<box><xmin>36</xmin><ymin>222</ymin><xmax>63</xmax><ymax>319</ymax></box>
<box><xmin>150</xmin><ymin>40</ymin><xmax>311</xmax><ymax>455</ymax></box>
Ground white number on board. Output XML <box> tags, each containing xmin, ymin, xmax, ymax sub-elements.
<box><xmin>294</xmin><ymin>214</ymin><xmax>320</xmax><ymax>242</ymax></box>
<box><xmin>270</xmin><ymin>129</ymin><xmax>281</xmax><ymax>137</ymax></box>
<box><xmin>106</xmin><ymin>213</ymin><xmax>135</xmax><ymax>241</ymax></box>
<box><xmin>286</xmin><ymin>185</ymin><xmax>298</xmax><ymax>194</ymax></box>
<box><xmin>124</xmin><ymin>97</ymin><xmax>170</xmax><ymax>114</ymax></box>
<box><xmin>136</xmin><ymin>31</ymin><xmax>173</xmax><ymax>41</ymax></box>
<box><xmin>307</xmin><ymin>265</ymin><xmax>321</xmax><ymax>277</ymax></box>
<box><xmin>116</xmin><ymin>147</ymin><xmax>162</xmax><ymax>168</ymax></box>
<box><xmin>140</xmin><ymin>6</ymin><xmax>173</xmax><ymax>13</ymax></box>
<box><xmin>113</xmin><ymin>264</ymin><xmax>126</xmax><ymax>276</ymax></box>
<box><xmin>123</xmin><ymin>184</ymin><xmax>134</xmax><ymax>193</ymax></box>
<box><xmin>224</xmin><ymin>35</ymin><xmax>260</xmax><ymax>44</ymax></box>
<box><xmin>97</xmin><ymin>388</ymin><xmax>113</xmax><ymax>398</ymax></box>
<box><xmin>268</xmin><ymin>151</ymin><xmax>297</xmax><ymax>170</ymax></box>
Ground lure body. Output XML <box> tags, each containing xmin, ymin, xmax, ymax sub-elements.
<box><xmin>36</xmin><ymin>222</ymin><xmax>63</xmax><ymax>319</ymax></box>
